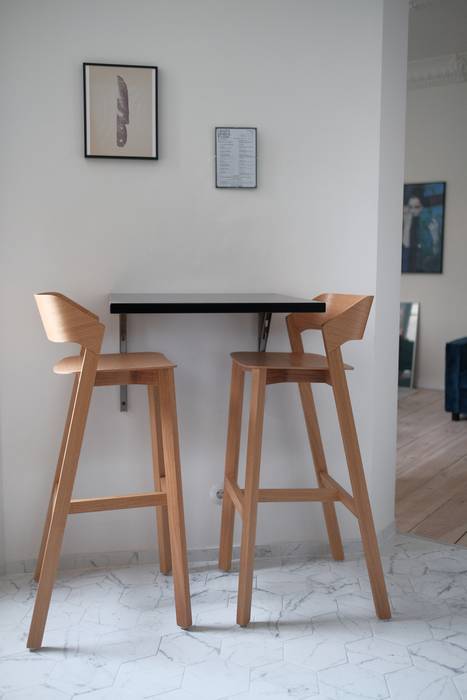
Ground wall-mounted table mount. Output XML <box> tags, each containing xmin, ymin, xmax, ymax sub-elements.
<box><xmin>109</xmin><ymin>293</ymin><xmax>326</xmax><ymax>411</ymax></box>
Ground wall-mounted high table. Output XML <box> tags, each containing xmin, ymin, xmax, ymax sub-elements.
<box><xmin>109</xmin><ymin>293</ymin><xmax>326</xmax><ymax>411</ymax></box>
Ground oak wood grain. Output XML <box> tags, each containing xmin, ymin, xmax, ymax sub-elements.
<box><xmin>148</xmin><ymin>385</ymin><xmax>172</xmax><ymax>575</ymax></box>
<box><xmin>397</xmin><ymin>389</ymin><xmax>467</xmax><ymax>544</ymax></box>
<box><xmin>219</xmin><ymin>362</ymin><xmax>245</xmax><ymax>571</ymax></box>
<box><xmin>29</xmin><ymin>293</ymin><xmax>191</xmax><ymax>648</ymax></box>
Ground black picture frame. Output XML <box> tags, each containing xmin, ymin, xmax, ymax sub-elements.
<box><xmin>215</xmin><ymin>127</ymin><xmax>257</xmax><ymax>188</ymax></box>
<box><xmin>83</xmin><ymin>62</ymin><xmax>158</xmax><ymax>160</ymax></box>
<box><xmin>402</xmin><ymin>181</ymin><xmax>446</xmax><ymax>274</ymax></box>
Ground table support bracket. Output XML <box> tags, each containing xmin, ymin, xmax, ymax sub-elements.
<box><xmin>258</xmin><ymin>312</ymin><xmax>272</xmax><ymax>352</ymax></box>
<box><xmin>118</xmin><ymin>310</ymin><xmax>271</xmax><ymax>410</ymax></box>
<box><xmin>119</xmin><ymin>314</ymin><xmax>128</xmax><ymax>412</ymax></box>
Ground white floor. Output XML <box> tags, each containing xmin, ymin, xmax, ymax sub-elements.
<box><xmin>2</xmin><ymin>534</ymin><xmax>467</xmax><ymax>699</ymax></box>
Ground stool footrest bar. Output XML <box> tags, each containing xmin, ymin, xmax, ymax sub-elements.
<box><xmin>69</xmin><ymin>491</ymin><xmax>167</xmax><ymax>514</ymax></box>
<box><xmin>257</xmin><ymin>487</ymin><xmax>338</xmax><ymax>502</ymax></box>
<box><xmin>320</xmin><ymin>474</ymin><xmax>357</xmax><ymax>515</ymax></box>
<box><xmin>225</xmin><ymin>478</ymin><xmax>347</xmax><ymax>510</ymax></box>
<box><xmin>225</xmin><ymin>477</ymin><xmax>244</xmax><ymax>518</ymax></box>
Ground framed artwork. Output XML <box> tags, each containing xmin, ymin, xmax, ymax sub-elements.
<box><xmin>215</xmin><ymin>127</ymin><xmax>257</xmax><ymax>188</ymax></box>
<box><xmin>402</xmin><ymin>181</ymin><xmax>446</xmax><ymax>273</ymax></box>
<box><xmin>83</xmin><ymin>63</ymin><xmax>158</xmax><ymax>159</ymax></box>
<box><xmin>399</xmin><ymin>301</ymin><xmax>420</xmax><ymax>389</ymax></box>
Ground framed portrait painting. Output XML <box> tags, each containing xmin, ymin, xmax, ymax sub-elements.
<box><xmin>83</xmin><ymin>63</ymin><xmax>158</xmax><ymax>159</ymax></box>
<box><xmin>402</xmin><ymin>181</ymin><xmax>446</xmax><ymax>273</ymax></box>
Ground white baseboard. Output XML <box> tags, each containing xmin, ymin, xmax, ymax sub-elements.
<box><xmin>2</xmin><ymin>522</ymin><xmax>396</xmax><ymax>577</ymax></box>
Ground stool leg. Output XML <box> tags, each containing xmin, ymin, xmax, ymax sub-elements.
<box><xmin>34</xmin><ymin>374</ymin><xmax>79</xmax><ymax>582</ymax></box>
<box><xmin>148</xmin><ymin>385</ymin><xmax>172</xmax><ymax>575</ymax></box>
<box><xmin>158</xmin><ymin>368</ymin><xmax>192</xmax><ymax>629</ymax></box>
<box><xmin>328</xmin><ymin>350</ymin><xmax>391</xmax><ymax>620</ymax></box>
<box><xmin>298</xmin><ymin>382</ymin><xmax>344</xmax><ymax>561</ymax></box>
<box><xmin>219</xmin><ymin>362</ymin><xmax>245</xmax><ymax>571</ymax></box>
<box><xmin>27</xmin><ymin>350</ymin><xmax>98</xmax><ymax>649</ymax></box>
<box><xmin>237</xmin><ymin>368</ymin><xmax>267</xmax><ymax>627</ymax></box>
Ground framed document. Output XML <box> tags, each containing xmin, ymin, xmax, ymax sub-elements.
<box><xmin>215</xmin><ymin>127</ymin><xmax>257</xmax><ymax>188</ymax></box>
<box><xmin>83</xmin><ymin>63</ymin><xmax>158</xmax><ymax>159</ymax></box>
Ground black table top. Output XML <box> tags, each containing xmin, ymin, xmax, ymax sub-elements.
<box><xmin>109</xmin><ymin>293</ymin><xmax>325</xmax><ymax>314</ymax></box>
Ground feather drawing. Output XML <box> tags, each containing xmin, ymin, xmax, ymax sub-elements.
<box><xmin>116</xmin><ymin>76</ymin><xmax>129</xmax><ymax>147</ymax></box>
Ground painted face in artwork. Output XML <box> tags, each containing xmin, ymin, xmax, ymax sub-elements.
<box><xmin>407</xmin><ymin>196</ymin><xmax>423</xmax><ymax>218</ymax></box>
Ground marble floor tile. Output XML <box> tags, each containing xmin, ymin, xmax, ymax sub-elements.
<box><xmin>0</xmin><ymin>654</ymin><xmax>57</xmax><ymax>695</ymax></box>
<box><xmin>46</xmin><ymin>654</ymin><xmax>118</xmax><ymax>696</ymax></box>
<box><xmin>181</xmin><ymin>657</ymin><xmax>250</xmax><ymax>699</ymax></box>
<box><xmin>371</xmin><ymin>618</ymin><xmax>433</xmax><ymax>646</ymax></box>
<box><xmin>230</xmin><ymin>678</ymin><xmax>319</xmax><ymax>700</ymax></box>
<box><xmin>283</xmin><ymin>590</ymin><xmax>339</xmax><ymax>618</ymax></box>
<box><xmin>311</xmin><ymin>611</ymin><xmax>372</xmax><ymax>643</ymax></box>
<box><xmin>266</xmin><ymin>609</ymin><xmax>314</xmax><ymax>641</ymax></box>
<box><xmin>4</xmin><ymin>534</ymin><xmax>467</xmax><ymax>697</ymax></box>
<box><xmin>284</xmin><ymin>635</ymin><xmax>347</xmax><ymax>671</ymax></box>
<box><xmin>0</xmin><ymin>599</ymin><xmax>31</xmax><ymax>627</ymax></box>
<box><xmin>113</xmin><ymin>654</ymin><xmax>184</xmax><ymax>696</ymax></box>
<box><xmin>453</xmin><ymin>672</ymin><xmax>467</xmax><ymax>699</ymax></box>
<box><xmin>385</xmin><ymin>666</ymin><xmax>461</xmax><ymax>700</ymax></box>
<box><xmin>159</xmin><ymin>631</ymin><xmax>219</xmax><ymax>665</ymax></box>
<box><xmin>345</xmin><ymin>636</ymin><xmax>412</xmax><ymax>675</ymax></box>
<box><xmin>318</xmin><ymin>661</ymin><xmax>389</xmax><ymax>699</ymax></box>
<box><xmin>252</xmin><ymin>661</ymin><xmax>319</xmax><ymax>698</ymax></box>
<box><xmin>2</xmin><ymin>687</ymin><xmax>71</xmax><ymax>700</ymax></box>
<box><xmin>221</xmin><ymin>634</ymin><xmax>283</xmax><ymax>668</ymax></box>
<box><xmin>409</xmin><ymin>638</ymin><xmax>467</xmax><ymax>676</ymax></box>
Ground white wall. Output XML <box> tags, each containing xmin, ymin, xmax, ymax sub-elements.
<box><xmin>402</xmin><ymin>80</ymin><xmax>467</xmax><ymax>390</ymax></box>
<box><xmin>0</xmin><ymin>429</ymin><xmax>4</xmax><ymax>575</ymax></box>
<box><xmin>0</xmin><ymin>0</ymin><xmax>408</xmax><ymax>567</ymax></box>
<box><xmin>372</xmin><ymin>0</ymin><xmax>409</xmax><ymax>532</ymax></box>
<box><xmin>408</xmin><ymin>0</ymin><xmax>467</xmax><ymax>61</ymax></box>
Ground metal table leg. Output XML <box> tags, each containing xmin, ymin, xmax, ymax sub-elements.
<box><xmin>119</xmin><ymin>314</ymin><xmax>128</xmax><ymax>411</ymax></box>
<box><xmin>258</xmin><ymin>312</ymin><xmax>272</xmax><ymax>352</ymax></box>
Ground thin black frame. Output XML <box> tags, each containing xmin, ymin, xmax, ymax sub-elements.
<box><xmin>215</xmin><ymin>127</ymin><xmax>257</xmax><ymax>188</ymax></box>
<box><xmin>398</xmin><ymin>301</ymin><xmax>420</xmax><ymax>389</ymax></box>
<box><xmin>402</xmin><ymin>181</ymin><xmax>446</xmax><ymax>274</ymax></box>
<box><xmin>83</xmin><ymin>62</ymin><xmax>158</xmax><ymax>160</ymax></box>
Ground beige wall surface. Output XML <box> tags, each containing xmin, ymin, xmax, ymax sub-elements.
<box><xmin>402</xmin><ymin>81</ymin><xmax>467</xmax><ymax>390</ymax></box>
<box><xmin>0</xmin><ymin>0</ymin><xmax>407</xmax><ymax>567</ymax></box>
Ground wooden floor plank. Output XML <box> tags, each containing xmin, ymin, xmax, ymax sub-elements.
<box><xmin>396</xmin><ymin>430</ymin><xmax>467</xmax><ymax>500</ymax></box>
<box><xmin>397</xmin><ymin>456</ymin><xmax>467</xmax><ymax>532</ymax></box>
<box><xmin>411</xmin><ymin>489</ymin><xmax>467</xmax><ymax>544</ymax></box>
<box><xmin>397</xmin><ymin>420</ymin><xmax>467</xmax><ymax>476</ymax></box>
<box><xmin>398</xmin><ymin>389</ymin><xmax>442</xmax><ymax>418</ymax></box>
<box><xmin>397</xmin><ymin>397</ymin><xmax>450</xmax><ymax>449</ymax></box>
<box><xmin>396</xmin><ymin>388</ymin><xmax>467</xmax><ymax>544</ymax></box>
<box><xmin>455</xmin><ymin>531</ymin><xmax>467</xmax><ymax>546</ymax></box>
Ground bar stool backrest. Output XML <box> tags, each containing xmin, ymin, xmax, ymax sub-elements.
<box><xmin>34</xmin><ymin>292</ymin><xmax>105</xmax><ymax>355</ymax></box>
<box><xmin>287</xmin><ymin>293</ymin><xmax>373</xmax><ymax>355</ymax></box>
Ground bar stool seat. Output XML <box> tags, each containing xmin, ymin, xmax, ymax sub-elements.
<box><xmin>231</xmin><ymin>351</ymin><xmax>353</xmax><ymax>373</ymax></box>
<box><xmin>54</xmin><ymin>352</ymin><xmax>174</xmax><ymax>385</ymax></box>
<box><xmin>27</xmin><ymin>293</ymin><xmax>192</xmax><ymax>650</ymax></box>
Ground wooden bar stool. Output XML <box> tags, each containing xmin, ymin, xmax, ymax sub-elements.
<box><xmin>219</xmin><ymin>293</ymin><xmax>391</xmax><ymax>626</ymax></box>
<box><xmin>27</xmin><ymin>293</ymin><xmax>191</xmax><ymax>650</ymax></box>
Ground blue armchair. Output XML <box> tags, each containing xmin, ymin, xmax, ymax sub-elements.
<box><xmin>445</xmin><ymin>338</ymin><xmax>467</xmax><ymax>420</ymax></box>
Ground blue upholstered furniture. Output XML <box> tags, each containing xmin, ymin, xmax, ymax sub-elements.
<box><xmin>445</xmin><ymin>338</ymin><xmax>467</xmax><ymax>420</ymax></box>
